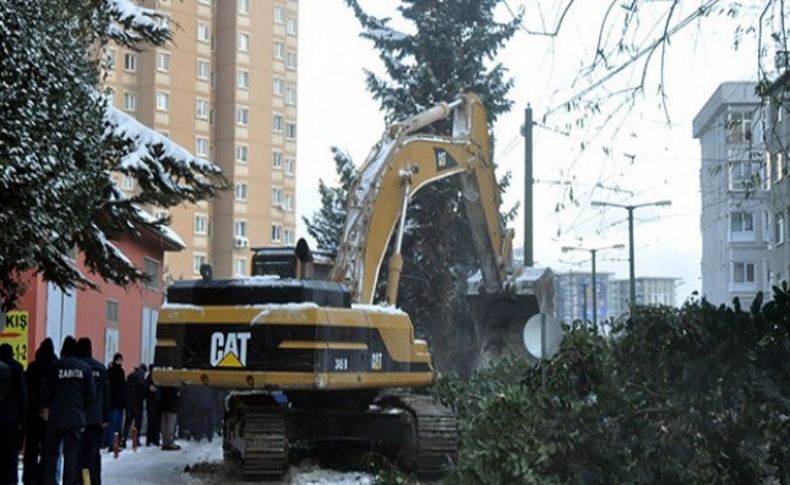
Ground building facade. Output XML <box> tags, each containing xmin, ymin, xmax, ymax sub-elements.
<box><xmin>760</xmin><ymin>72</ymin><xmax>790</xmax><ymax>287</ymax></box>
<box><xmin>105</xmin><ymin>0</ymin><xmax>299</xmax><ymax>281</ymax></box>
<box><xmin>554</xmin><ymin>272</ymin><xmax>612</xmax><ymax>324</ymax></box>
<box><xmin>0</xmin><ymin>225</ymin><xmax>182</xmax><ymax>368</ymax></box>
<box><xmin>607</xmin><ymin>277</ymin><xmax>679</xmax><ymax>318</ymax></box>
<box><xmin>693</xmin><ymin>82</ymin><xmax>772</xmax><ymax>307</ymax></box>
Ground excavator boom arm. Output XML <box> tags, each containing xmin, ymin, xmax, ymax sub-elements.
<box><xmin>331</xmin><ymin>94</ymin><xmax>513</xmax><ymax>304</ymax></box>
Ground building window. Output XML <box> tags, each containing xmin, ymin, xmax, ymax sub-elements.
<box><xmin>122</xmin><ymin>175</ymin><xmax>134</xmax><ymax>191</ymax></box>
<box><xmin>238</xmin><ymin>0</ymin><xmax>250</xmax><ymax>15</ymax></box>
<box><xmin>197</xmin><ymin>59</ymin><xmax>210</xmax><ymax>80</ymax></box>
<box><xmin>196</xmin><ymin>99</ymin><xmax>210</xmax><ymax>119</ymax></box>
<box><xmin>274</xmin><ymin>42</ymin><xmax>285</xmax><ymax>59</ymax></box>
<box><xmin>732</xmin><ymin>262</ymin><xmax>756</xmax><ymax>284</ymax></box>
<box><xmin>285</xmin><ymin>122</ymin><xmax>296</xmax><ymax>140</ymax></box>
<box><xmin>194</xmin><ymin>214</ymin><xmax>208</xmax><ymax>235</ymax></box>
<box><xmin>156</xmin><ymin>91</ymin><xmax>170</xmax><ymax>112</ymax></box>
<box><xmin>106</xmin><ymin>87</ymin><xmax>115</xmax><ymax>104</ymax></box>
<box><xmin>285</xmin><ymin>157</ymin><xmax>295</xmax><ymax>176</ymax></box>
<box><xmin>286</xmin><ymin>86</ymin><xmax>296</xmax><ymax>105</ymax></box>
<box><xmin>123</xmin><ymin>91</ymin><xmax>136</xmax><ymax>112</ymax></box>
<box><xmin>274</xmin><ymin>5</ymin><xmax>285</xmax><ymax>24</ymax></box>
<box><xmin>236</xmin><ymin>144</ymin><xmax>249</xmax><ymax>163</ymax></box>
<box><xmin>730</xmin><ymin>211</ymin><xmax>754</xmax><ymax>241</ymax></box>
<box><xmin>271</xmin><ymin>187</ymin><xmax>284</xmax><ymax>206</ymax></box>
<box><xmin>728</xmin><ymin>161</ymin><xmax>759</xmax><ymax>191</ymax></box>
<box><xmin>284</xmin><ymin>193</ymin><xmax>294</xmax><ymax>212</ymax></box>
<box><xmin>195</xmin><ymin>137</ymin><xmax>209</xmax><ymax>157</ymax></box>
<box><xmin>124</xmin><ymin>52</ymin><xmax>137</xmax><ymax>72</ymax></box>
<box><xmin>197</xmin><ymin>22</ymin><xmax>210</xmax><ymax>43</ymax></box>
<box><xmin>143</xmin><ymin>257</ymin><xmax>161</xmax><ymax>290</ymax></box>
<box><xmin>273</xmin><ymin>78</ymin><xmax>284</xmax><ymax>96</ymax></box>
<box><xmin>287</xmin><ymin>17</ymin><xmax>297</xmax><ymax>36</ymax></box>
<box><xmin>237</xmin><ymin>69</ymin><xmax>250</xmax><ymax>89</ymax></box>
<box><xmin>763</xmin><ymin>210</ymin><xmax>772</xmax><ymax>243</ymax></box>
<box><xmin>106</xmin><ymin>300</ymin><xmax>119</xmax><ymax>323</ymax></box>
<box><xmin>286</xmin><ymin>52</ymin><xmax>297</xmax><ymax>70</ymax></box>
<box><xmin>234</xmin><ymin>258</ymin><xmax>246</xmax><ymax>277</ymax></box>
<box><xmin>193</xmin><ymin>254</ymin><xmax>207</xmax><ymax>275</ymax></box>
<box><xmin>237</xmin><ymin>106</ymin><xmax>249</xmax><ymax>126</ymax></box>
<box><xmin>726</xmin><ymin>110</ymin><xmax>753</xmax><ymax>144</ymax></box>
<box><xmin>235</xmin><ymin>183</ymin><xmax>248</xmax><ymax>201</ymax></box>
<box><xmin>776</xmin><ymin>212</ymin><xmax>786</xmax><ymax>245</ymax></box>
<box><xmin>105</xmin><ymin>48</ymin><xmax>116</xmax><ymax>69</ymax></box>
<box><xmin>273</xmin><ymin>114</ymin><xmax>283</xmax><ymax>133</ymax></box>
<box><xmin>238</xmin><ymin>32</ymin><xmax>250</xmax><ymax>52</ymax></box>
<box><xmin>271</xmin><ymin>224</ymin><xmax>282</xmax><ymax>242</ymax></box>
<box><xmin>272</xmin><ymin>151</ymin><xmax>283</xmax><ymax>169</ymax></box>
<box><xmin>234</xmin><ymin>220</ymin><xmax>247</xmax><ymax>238</ymax></box>
<box><xmin>157</xmin><ymin>51</ymin><xmax>171</xmax><ymax>72</ymax></box>
<box><xmin>775</xmin><ymin>153</ymin><xmax>785</xmax><ymax>183</ymax></box>
<box><xmin>284</xmin><ymin>229</ymin><xmax>294</xmax><ymax>246</ymax></box>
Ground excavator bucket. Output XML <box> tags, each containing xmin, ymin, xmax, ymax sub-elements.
<box><xmin>466</xmin><ymin>266</ymin><xmax>555</xmax><ymax>369</ymax></box>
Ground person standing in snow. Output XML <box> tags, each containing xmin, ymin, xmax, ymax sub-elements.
<box><xmin>76</xmin><ymin>338</ymin><xmax>107</xmax><ymax>485</ymax></box>
<box><xmin>144</xmin><ymin>367</ymin><xmax>161</xmax><ymax>447</ymax></box>
<box><xmin>0</xmin><ymin>343</ymin><xmax>28</xmax><ymax>485</ymax></box>
<box><xmin>23</xmin><ymin>338</ymin><xmax>57</xmax><ymax>485</ymax></box>
<box><xmin>122</xmin><ymin>364</ymin><xmax>146</xmax><ymax>448</ymax></box>
<box><xmin>159</xmin><ymin>386</ymin><xmax>180</xmax><ymax>451</ymax></box>
<box><xmin>41</xmin><ymin>336</ymin><xmax>94</xmax><ymax>485</ymax></box>
<box><xmin>106</xmin><ymin>353</ymin><xmax>126</xmax><ymax>451</ymax></box>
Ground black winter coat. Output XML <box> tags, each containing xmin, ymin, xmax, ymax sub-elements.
<box><xmin>0</xmin><ymin>355</ymin><xmax>27</xmax><ymax>429</ymax></box>
<box><xmin>108</xmin><ymin>362</ymin><xmax>126</xmax><ymax>410</ymax></box>
<box><xmin>41</xmin><ymin>356</ymin><xmax>95</xmax><ymax>429</ymax></box>
<box><xmin>159</xmin><ymin>387</ymin><xmax>180</xmax><ymax>414</ymax></box>
<box><xmin>125</xmin><ymin>368</ymin><xmax>146</xmax><ymax>411</ymax></box>
<box><xmin>80</xmin><ymin>357</ymin><xmax>109</xmax><ymax>426</ymax></box>
<box><xmin>25</xmin><ymin>353</ymin><xmax>55</xmax><ymax>420</ymax></box>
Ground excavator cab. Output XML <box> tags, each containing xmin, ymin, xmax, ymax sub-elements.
<box><xmin>251</xmin><ymin>238</ymin><xmax>335</xmax><ymax>281</ymax></box>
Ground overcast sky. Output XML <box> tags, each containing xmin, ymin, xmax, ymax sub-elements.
<box><xmin>295</xmin><ymin>0</ymin><xmax>758</xmax><ymax>301</ymax></box>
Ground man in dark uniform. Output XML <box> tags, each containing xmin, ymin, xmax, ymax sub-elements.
<box><xmin>76</xmin><ymin>338</ymin><xmax>107</xmax><ymax>485</ymax></box>
<box><xmin>23</xmin><ymin>338</ymin><xmax>57</xmax><ymax>485</ymax></box>
<box><xmin>41</xmin><ymin>336</ymin><xmax>94</xmax><ymax>485</ymax></box>
<box><xmin>0</xmin><ymin>343</ymin><xmax>28</xmax><ymax>485</ymax></box>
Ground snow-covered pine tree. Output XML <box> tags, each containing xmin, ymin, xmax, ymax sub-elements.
<box><xmin>303</xmin><ymin>148</ymin><xmax>358</xmax><ymax>252</ymax></box>
<box><xmin>344</xmin><ymin>0</ymin><xmax>521</xmax><ymax>373</ymax></box>
<box><xmin>0</xmin><ymin>0</ymin><xmax>228</xmax><ymax>309</ymax></box>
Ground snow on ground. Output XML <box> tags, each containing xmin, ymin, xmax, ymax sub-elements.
<box><xmin>101</xmin><ymin>439</ymin><xmax>373</xmax><ymax>485</ymax></box>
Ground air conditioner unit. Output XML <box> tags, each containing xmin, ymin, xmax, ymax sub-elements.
<box><xmin>234</xmin><ymin>236</ymin><xmax>249</xmax><ymax>249</ymax></box>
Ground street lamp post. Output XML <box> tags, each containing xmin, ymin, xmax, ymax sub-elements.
<box><xmin>562</xmin><ymin>244</ymin><xmax>625</xmax><ymax>326</ymax></box>
<box><xmin>590</xmin><ymin>200</ymin><xmax>672</xmax><ymax>314</ymax></box>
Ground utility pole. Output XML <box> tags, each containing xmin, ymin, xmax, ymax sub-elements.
<box><xmin>591</xmin><ymin>249</ymin><xmax>597</xmax><ymax>326</ymax></box>
<box><xmin>563</xmin><ymin>244</ymin><xmax>624</xmax><ymax>326</ymax></box>
<box><xmin>591</xmin><ymin>200</ymin><xmax>672</xmax><ymax>314</ymax></box>
<box><xmin>581</xmin><ymin>281</ymin><xmax>588</xmax><ymax>324</ymax></box>
<box><xmin>522</xmin><ymin>104</ymin><xmax>533</xmax><ymax>267</ymax></box>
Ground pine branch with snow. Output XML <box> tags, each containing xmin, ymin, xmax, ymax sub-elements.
<box><xmin>0</xmin><ymin>0</ymin><xmax>227</xmax><ymax>309</ymax></box>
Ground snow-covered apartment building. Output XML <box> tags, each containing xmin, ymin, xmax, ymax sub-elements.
<box><xmin>105</xmin><ymin>0</ymin><xmax>299</xmax><ymax>280</ymax></box>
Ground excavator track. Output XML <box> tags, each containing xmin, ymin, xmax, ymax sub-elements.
<box><xmin>225</xmin><ymin>396</ymin><xmax>288</xmax><ymax>480</ymax></box>
<box><xmin>397</xmin><ymin>395</ymin><xmax>458</xmax><ymax>478</ymax></box>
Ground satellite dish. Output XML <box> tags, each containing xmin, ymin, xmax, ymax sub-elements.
<box><xmin>523</xmin><ymin>313</ymin><xmax>562</xmax><ymax>360</ymax></box>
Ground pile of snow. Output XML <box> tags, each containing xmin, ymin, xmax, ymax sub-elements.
<box><xmin>351</xmin><ymin>303</ymin><xmax>406</xmax><ymax>316</ymax></box>
<box><xmin>250</xmin><ymin>302</ymin><xmax>320</xmax><ymax>324</ymax></box>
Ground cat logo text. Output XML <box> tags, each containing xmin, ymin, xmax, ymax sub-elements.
<box><xmin>209</xmin><ymin>332</ymin><xmax>251</xmax><ymax>368</ymax></box>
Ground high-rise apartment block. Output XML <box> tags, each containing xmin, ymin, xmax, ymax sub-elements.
<box><xmin>105</xmin><ymin>0</ymin><xmax>299</xmax><ymax>281</ymax></box>
<box><xmin>693</xmin><ymin>82</ymin><xmax>772</xmax><ymax>307</ymax></box>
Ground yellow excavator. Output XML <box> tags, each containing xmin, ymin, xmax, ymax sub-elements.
<box><xmin>153</xmin><ymin>94</ymin><xmax>551</xmax><ymax>479</ymax></box>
